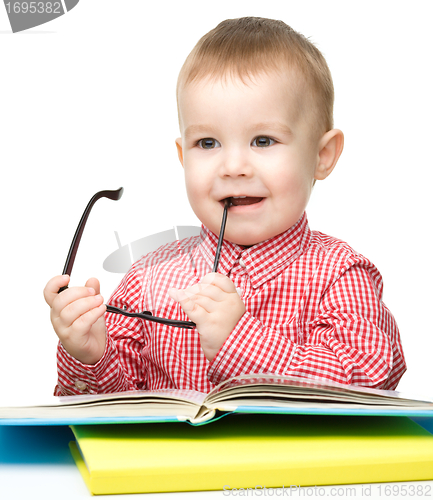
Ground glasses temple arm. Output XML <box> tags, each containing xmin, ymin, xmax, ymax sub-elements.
<box><xmin>212</xmin><ymin>199</ymin><xmax>229</xmax><ymax>273</ymax></box>
<box><xmin>59</xmin><ymin>188</ymin><xmax>123</xmax><ymax>292</ymax></box>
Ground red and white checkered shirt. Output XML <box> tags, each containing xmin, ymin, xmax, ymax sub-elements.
<box><xmin>55</xmin><ymin>213</ymin><xmax>406</xmax><ymax>396</ymax></box>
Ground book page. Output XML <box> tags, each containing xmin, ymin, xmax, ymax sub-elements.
<box><xmin>204</xmin><ymin>374</ymin><xmax>433</xmax><ymax>408</ymax></box>
<box><xmin>0</xmin><ymin>389</ymin><xmax>207</xmax><ymax>420</ymax></box>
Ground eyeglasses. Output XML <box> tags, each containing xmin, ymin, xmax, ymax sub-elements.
<box><xmin>59</xmin><ymin>188</ymin><xmax>229</xmax><ymax>329</ymax></box>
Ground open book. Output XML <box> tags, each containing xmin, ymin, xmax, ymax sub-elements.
<box><xmin>1</xmin><ymin>374</ymin><xmax>432</xmax><ymax>425</ymax></box>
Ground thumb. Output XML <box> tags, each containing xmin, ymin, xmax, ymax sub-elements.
<box><xmin>85</xmin><ymin>277</ymin><xmax>101</xmax><ymax>295</ymax></box>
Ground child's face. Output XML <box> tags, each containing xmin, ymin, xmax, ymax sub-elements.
<box><xmin>176</xmin><ymin>70</ymin><xmax>330</xmax><ymax>246</ymax></box>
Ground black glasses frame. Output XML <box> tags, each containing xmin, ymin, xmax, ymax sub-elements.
<box><xmin>59</xmin><ymin>188</ymin><xmax>229</xmax><ymax>330</ymax></box>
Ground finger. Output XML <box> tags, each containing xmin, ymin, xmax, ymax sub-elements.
<box><xmin>51</xmin><ymin>286</ymin><xmax>99</xmax><ymax>320</ymax></box>
<box><xmin>168</xmin><ymin>288</ymin><xmax>189</xmax><ymax>303</ymax></box>
<box><xmin>199</xmin><ymin>272</ymin><xmax>237</xmax><ymax>293</ymax></box>
<box><xmin>67</xmin><ymin>303</ymin><xmax>107</xmax><ymax>337</ymax></box>
<box><xmin>178</xmin><ymin>296</ymin><xmax>196</xmax><ymax>315</ymax></box>
<box><xmin>185</xmin><ymin>294</ymin><xmax>219</xmax><ymax>314</ymax></box>
<box><xmin>189</xmin><ymin>283</ymin><xmax>227</xmax><ymax>302</ymax></box>
<box><xmin>43</xmin><ymin>275</ymin><xmax>70</xmax><ymax>307</ymax></box>
<box><xmin>85</xmin><ymin>277</ymin><xmax>101</xmax><ymax>295</ymax></box>
<box><xmin>57</xmin><ymin>294</ymin><xmax>105</xmax><ymax>329</ymax></box>
<box><xmin>176</xmin><ymin>296</ymin><xmax>210</xmax><ymax>325</ymax></box>
<box><xmin>168</xmin><ymin>288</ymin><xmax>206</xmax><ymax>316</ymax></box>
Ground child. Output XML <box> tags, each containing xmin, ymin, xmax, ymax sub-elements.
<box><xmin>44</xmin><ymin>17</ymin><xmax>406</xmax><ymax>396</ymax></box>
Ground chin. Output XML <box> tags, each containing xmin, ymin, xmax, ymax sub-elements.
<box><xmin>226</xmin><ymin>223</ymin><xmax>295</xmax><ymax>247</ymax></box>
<box><xmin>224</xmin><ymin>231</ymin><xmax>265</xmax><ymax>247</ymax></box>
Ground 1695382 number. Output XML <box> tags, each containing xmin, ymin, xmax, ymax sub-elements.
<box><xmin>376</xmin><ymin>484</ymin><xmax>432</xmax><ymax>496</ymax></box>
<box><xmin>5</xmin><ymin>2</ymin><xmax>62</xmax><ymax>14</ymax></box>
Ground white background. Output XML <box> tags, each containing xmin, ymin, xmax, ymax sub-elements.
<box><xmin>0</xmin><ymin>1</ymin><xmax>432</xmax><ymax>403</ymax></box>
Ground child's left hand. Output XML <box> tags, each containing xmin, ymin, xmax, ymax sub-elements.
<box><xmin>168</xmin><ymin>273</ymin><xmax>246</xmax><ymax>361</ymax></box>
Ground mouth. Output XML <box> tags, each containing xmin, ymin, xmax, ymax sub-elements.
<box><xmin>222</xmin><ymin>196</ymin><xmax>264</xmax><ymax>207</ymax></box>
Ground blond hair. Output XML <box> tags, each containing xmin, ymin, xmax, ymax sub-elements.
<box><xmin>177</xmin><ymin>17</ymin><xmax>334</xmax><ymax>136</ymax></box>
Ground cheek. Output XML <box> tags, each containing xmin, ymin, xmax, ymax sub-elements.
<box><xmin>184</xmin><ymin>169</ymin><xmax>209</xmax><ymax>210</ymax></box>
<box><xmin>271</xmin><ymin>167</ymin><xmax>309</xmax><ymax>196</ymax></box>
<box><xmin>269</xmin><ymin>167</ymin><xmax>313</xmax><ymax>218</ymax></box>
<box><xmin>264</xmin><ymin>147</ymin><xmax>314</xmax><ymax>190</ymax></box>
<box><xmin>184</xmin><ymin>156</ymin><xmax>215</xmax><ymax>193</ymax></box>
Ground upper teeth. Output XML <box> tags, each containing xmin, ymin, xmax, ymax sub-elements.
<box><xmin>232</xmin><ymin>196</ymin><xmax>247</xmax><ymax>198</ymax></box>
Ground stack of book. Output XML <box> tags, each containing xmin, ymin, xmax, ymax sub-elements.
<box><xmin>1</xmin><ymin>374</ymin><xmax>432</xmax><ymax>495</ymax></box>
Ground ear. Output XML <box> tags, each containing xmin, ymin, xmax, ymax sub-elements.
<box><xmin>314</xmin><ymin>129</ymin><xmax>344</xmax><ymax>181</ymax></box>
<box><xmin>175</xmin><ymin>138</ymin><xmax>184</xmax><ymax>167</ymax></box>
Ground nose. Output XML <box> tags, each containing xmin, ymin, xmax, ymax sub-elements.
<box><xmin>219</xmin><ymin>148</ymin><xmax>253</xmax><ymax>178</ymax></box>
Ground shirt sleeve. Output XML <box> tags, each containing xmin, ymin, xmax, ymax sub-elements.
<box><xmin>207</xmin><ymin>258</ymin><xmax>406</xmax><ymax>390</ymax></box>
<box><xmin>54</xmin><ymin>261</ymin><xmax>149</xmax><ymax>396</ymax></box>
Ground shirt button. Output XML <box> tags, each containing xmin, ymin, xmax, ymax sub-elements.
<box><xmin>239</xmin><ymin>258</ymin><xmax>246</xmax><ymax>268</ymax></box>
<box><xmin>74</xmin><ymin>380</ymin><xmax>87</xmax><ymax>392</ymax></box>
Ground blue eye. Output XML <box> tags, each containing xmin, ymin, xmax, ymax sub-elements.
<box><xmin>253</xmin><ymin>136</ymin><xmax>275</xmax><ymax>147</ymax></box>
<box><xmin>198</xmin><ymin>138</ymin><xmax>220</xmax><ymax>149</ymax></box>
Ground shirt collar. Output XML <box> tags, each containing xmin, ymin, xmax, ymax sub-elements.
<box><xmin>198</xmin><ymin>212</ymin><xmax>311</xmax><ymax>288</ymax></box>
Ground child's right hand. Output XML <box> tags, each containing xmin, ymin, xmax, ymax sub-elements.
<box><xmin>43</xmin><ymin>275</ymin><xmax>107</xmax><ymax>365</ymax></box>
